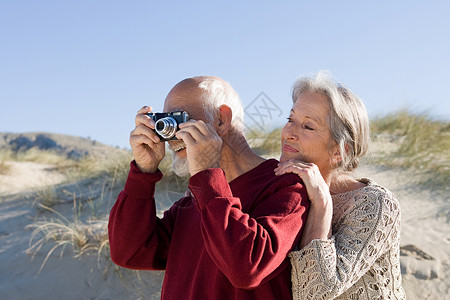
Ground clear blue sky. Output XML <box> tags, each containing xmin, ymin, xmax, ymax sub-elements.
<box><xmin>1</xmin><ymin>1</ymin><xmax>449</xmax><ymax>148</ymax></box>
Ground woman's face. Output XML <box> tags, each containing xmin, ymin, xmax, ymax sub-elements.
<box><xmin>280</xmin><ymin>91</ymin><xmax>337</xmax><ymax>176</ymax></box>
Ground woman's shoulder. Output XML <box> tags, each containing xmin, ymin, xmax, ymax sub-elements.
<box><xmin>333</xmin><ymin>178</ymin><xmax>401</xmax><ymax>218</ymax></box>
<box><xmin>361</xmin><ymin>178</ymin><xmax>399</xmax><ymax>205</ymax></box>
<box><xmin>351</xmin><ymin>178</ymin><xmax>401</xmax><ymax>215</ymax></box>
<box><xmin>332</xmin><ymin>178</ymin><xmax>402</xmax><ymax>246</ymax></box>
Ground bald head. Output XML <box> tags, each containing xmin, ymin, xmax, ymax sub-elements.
<box><xmin>172</xmin><ymin>76</ymin><xmax>226</xmax><ymax>90</ymax></box>
<box><xmin>164</xmin><ymin>76</ymin><xmax>245</xmax><ymax>132</ymax></box>
<box><xmin>163</xmin><ymin>78</ymin><xmax>208</xmax><ymax>122</ymax></box>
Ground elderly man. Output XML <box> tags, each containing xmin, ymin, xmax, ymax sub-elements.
<box><xmin>108</xmin><ymin>76</ymin><xmax>309</xmax><ymax>299</ymax></box>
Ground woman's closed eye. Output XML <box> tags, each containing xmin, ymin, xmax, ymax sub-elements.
<box><xmin>287</xmin><ymin>117</ymin><xmax>315</xmax><ymax>130</ymax></box>
<box><xmin>303</xmin><ymin>123</ymin><xmax>314</xmax><ymax>130</ymax></box>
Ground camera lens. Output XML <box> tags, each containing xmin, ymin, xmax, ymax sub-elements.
<box><xmin>156</xmin><ymin>122</ymin><xmax>165</xmax><ymax>131</ymax></box>
<box><xmin>155</xmin><ymin>117</ymin><xmax>178</xmax><ymax>140</ymax></box>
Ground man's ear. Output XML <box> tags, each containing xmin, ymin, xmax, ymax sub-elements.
<box><xmin>217</xmin><ymin>105</ymin><xmax>232</xmax><ymax>136</ymax></box>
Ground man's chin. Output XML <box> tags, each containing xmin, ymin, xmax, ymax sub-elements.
<box><xmin>171</xmin><ymin>150</ymin><xmax>190</xmax><ymax>177</ymax></box>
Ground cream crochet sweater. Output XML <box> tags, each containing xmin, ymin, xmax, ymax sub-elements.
<box><xmin>290</xmin><ymin>178</ymin><xmax>406</xmax><ymax>299</ymax></box>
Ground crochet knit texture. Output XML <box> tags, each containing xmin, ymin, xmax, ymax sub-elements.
<box><xmin>290</xmin><ymin>178</ymin><xmax>406</xmax><ymax>299</ymax></box>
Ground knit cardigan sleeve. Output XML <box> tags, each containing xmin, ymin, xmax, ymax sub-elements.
<box><xmin>289</xmin><ymin>184</ymin><xmax>401</xmax><ymax>300</ymax></box>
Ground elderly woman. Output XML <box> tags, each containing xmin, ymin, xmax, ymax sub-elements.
<box><xmin>274</xmin><ymin>72</ymin><xmax>405</xmax><ymax>299</ymax></box>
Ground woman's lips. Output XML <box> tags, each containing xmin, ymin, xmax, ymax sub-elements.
<box><xmin>283</xmin><ymin>144</ymin><xmax>299</xmax><ymax>153</ymax></box>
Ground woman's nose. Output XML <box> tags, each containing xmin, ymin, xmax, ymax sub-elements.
<box><xmin>283</xmin><ymin>124</ymin><xmax>298</xmax><ymax>140</ymax></box>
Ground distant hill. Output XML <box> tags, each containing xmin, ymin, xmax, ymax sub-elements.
<box><xmin>0</xmin><ymin>132</ymin><xmax>122</xmax><ymax>160</ymax></box>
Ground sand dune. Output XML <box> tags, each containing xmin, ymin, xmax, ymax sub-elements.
<box><xmin>0</xmin><ymin>159</ymin><xmax>448</xmax><ymax>299</ymax></box>
<box><xmin>0</xmin><ymin>161</ymin><xmax>67</xmax><ymax>195</ymax></box>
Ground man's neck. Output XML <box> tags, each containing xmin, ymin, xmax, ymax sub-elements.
<box><xmin>219</xmin><ymin>134</ymin><xmax>266</xmax><ymax>183</ymax></box>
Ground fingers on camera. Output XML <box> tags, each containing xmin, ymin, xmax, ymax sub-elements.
<box><xmin>135</xmin><ymin>112</ymin><xmax>155</xmax><ymax>128</ymax></box>
<box><xmin>130</xmin><ymin>133</ymin><xmax>159</xmax><ymax>149</ymax></box>
<box><xmin>131</xmin><ymin>125</ymin><xmax>160</xmax><ymax>144</ymax></box>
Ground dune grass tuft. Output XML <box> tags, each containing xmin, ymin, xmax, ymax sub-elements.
<box><xmin>370</xmin><ymin>109</ymin><xmax>449</xmax><ymax>189</ymax></box>
<box><xmin>33</xmin><ymin>186</ymin><xmax>59</xmax><ymax>208</ymax></box>
<box><xmin>26</xmin><ymin>157</ymin><xmax>128</xmax><ymax>273</ymax></box>
<box><xmin>26</xmin><ymin>204</ymin><xmax>109</xmax><ymax>273</ymax></box>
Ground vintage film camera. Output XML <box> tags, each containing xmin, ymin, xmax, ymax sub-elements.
<box><xmin>147</xmin><ymin>111</ymin><xmax>190</xmax><ymax>141</ymax></box>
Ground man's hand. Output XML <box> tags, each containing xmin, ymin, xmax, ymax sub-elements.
<box><xmin>129</xmin><ymin>106</ymin><xmax>165</xmax><ymax>173</ymax></box>
<box><xmin>175</xmin><ymin>120</ymin><xmax>222</xmax><ymax>176</ymax></box>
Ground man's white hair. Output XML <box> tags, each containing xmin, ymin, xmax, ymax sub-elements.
<box><xmin>196</xmin><ymin>76</ymin><xmax>245</xmax><ymax>133</ymax></box>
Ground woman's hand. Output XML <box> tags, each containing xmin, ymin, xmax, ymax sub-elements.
<box><xmin>129</xmin><ymin>106</ymin><xmax>166</xmax><ymax>173</ymax></box>
<box><xmin>275</xmin><ymin>159</ymin><xmax>333</xmax><ymax>246</ymax></box>
<box><xmin>274</xmin><ymin>159</ymin><xmax>331</xmax><ymax>209</ymax></box>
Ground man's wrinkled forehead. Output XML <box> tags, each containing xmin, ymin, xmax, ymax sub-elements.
<box><xmin>163</xmin><ymin>85</ymin><xmax>206</xmax><ymax>120</ymax></box>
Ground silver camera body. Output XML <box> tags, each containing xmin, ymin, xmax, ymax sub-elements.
<box><xmin>147</xmin><ymin>111</ymin><xmax>190</xmax><ymax>141</ymax></box>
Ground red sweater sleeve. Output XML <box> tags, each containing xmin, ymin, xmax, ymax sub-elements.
<box><xmin>108</xmin><ymin>161</ymin><xmax>173</xmax><ymax>270</ymax></box>
<box><xmin>188</xmin><ymin>168</ymin><xmax>309</xmax><ymax>289</ymax></box>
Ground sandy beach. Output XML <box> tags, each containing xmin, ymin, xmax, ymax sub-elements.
<box><xmin>0</xmin><ymin>155</ymin><xmax>448</xmax><ymax>299</ymax></box>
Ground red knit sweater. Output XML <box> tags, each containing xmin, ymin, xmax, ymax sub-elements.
<box><xmin>108</xmin><ymin>159</ymin><xmax>309</xmax><ymax>299</ymax></box>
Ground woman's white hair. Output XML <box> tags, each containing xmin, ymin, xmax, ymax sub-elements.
<box><xmin>292</xmin><ymin>71</ymin><xmax>370</xmax><ymax>172</ymax></box>
<box><xmin>195</xmin><ymin>76</ymin><xmax>245</xmax><ymax>133</ymax></box>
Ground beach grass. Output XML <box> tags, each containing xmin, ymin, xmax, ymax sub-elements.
<box><xmin>370</xmin><ymin>109</ymin><xmax>449</xmax><ymax>189</ymax></box>
<box><xmin>33</xmin><ymin>186</ymin><xmax>59</xmax><ymax>208</ymax></box>
<box><xmin>27</xmin><ymin>173</ymin><xmax>123</xmax><ymax>273</ymax></box>
<box><xmin>26</xmin><ymin>205</ymin><xmax>109</xmax><ymax>273</ymax></box>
